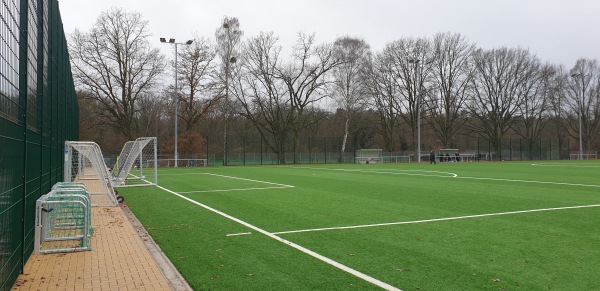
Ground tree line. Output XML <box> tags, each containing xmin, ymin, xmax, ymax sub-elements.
<box><xmin>71</xmin><ymin>8</ymin><xmax>600</xmax><ymax>162</ymax></box>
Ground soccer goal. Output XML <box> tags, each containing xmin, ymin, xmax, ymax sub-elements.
<box><xmin>64</xmin><ymin>141</ymin><xmax>118</xmax><ymax>206</ymax></box>
<box><xmin>34</xmin><ymin>183</ymin><xmax>93</xmax><ymax>254</ymax></box>
<box><xmin>355</xmin><ymin>149</ymin><xmax>383</xmax><ymax>164</ymax></box>
<box><xmin>112</xmin><ymin>137</ymin><xmax>158</xmax><ymax>187</ymax></box>
<box><xmin>569</xmin><ymin>153</ymin><xmax>598</xmax><ymax>160</ymax></box>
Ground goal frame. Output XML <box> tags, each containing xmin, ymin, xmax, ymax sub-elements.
<box><xmin>569</xmin><ymin>153</ymin><xmax>598</xmax><ymax>160</ymax></box>
<box><xmin>355</xmin><ymin>149</ymin><xmax>383</xmax><ymax>164</ymax></box>
<box><xmin>64</xmin><ymin>141</ymin><xmax>118</xmax><ymax>206</ymax></box>
<box><xmin>112</xmin><ymin>137</ymin><xmax>158</xmax><ymax>187</ymax></box>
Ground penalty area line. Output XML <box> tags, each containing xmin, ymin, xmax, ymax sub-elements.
<box><xmin>156</xmin><ymin>184</ymin><xmax>401</xmax><ymax>291</ymax></box>
<box><xmin>203</xmin><ymin>173</ymin><xmax>294</xmax><ymax>188</ymax></box>
<box><xmin>271</xmin><ymin>204</ymin><xmax>600</xmax><ymax>235</ymax></box>
<box><xmin>179</xmin><ymin>186</ymin><xmax>293</xmax><ymax>194</ymax></box>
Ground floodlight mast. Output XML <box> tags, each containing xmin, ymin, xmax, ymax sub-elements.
<box><xmin>408</xmin><ymin>58</ymin><xmax>433</xmax><ymax>163</ymax></box>
<box><xmin>160</xmin><ymin>37</ymin><xmax>193</xmax><ymax>167</ymax></box>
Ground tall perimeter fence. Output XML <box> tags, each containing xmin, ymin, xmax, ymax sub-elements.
<box><xmin>0</xmin><ymin>0</ymin><xmax>79</xmax><ymax>290</ymax></box>
<box><xmin>176</xmin><ymin>136</ymin><xmax>594</xmax><ymax>166</ymax></box>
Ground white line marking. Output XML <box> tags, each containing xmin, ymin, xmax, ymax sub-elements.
<box><xmin>295</xmin><ymin>166</ymin><xmax>600</xmax><ymax>188</ymax></box>
<box><xmin>160</xmin><ymin>173</ymin><xmax>210</xmax><ymax>176</ymax></box>
<box><xmin>227</xmin><ymin>232</ymin><xmax>252</xmax><ymax>236</ymax></box>
<box><xmin>203</xmin><ymin>173</ymin><xmax>294</xmax><ymax>187</ymax></box>
<box><xmin>226</xmin><ymin>232</ymin><xmax>252</xmax><ymax>237</ymax></box>
<box><xmin>271</xmin><ymin>204</ymin><xmax>600</xmax><ymax>235</ymax></box>
<box><xmin>455</xmin><ymin>176</ymin><xmax>600</xmax><ymax>188</ymax></box>
<box><xmin>294</xmin><ymin>166</ymin><xmax>458</xmax><ymax>178</ymax></box>
<box><xmin>155</xmin><ymin>184</ymin><xmax>401</xmax><ymax>291</ymax></box>
<box><xmin>179</xmin><ymin>186</ymin><xmax>293</xmax><ymax>194</ymax></box>
<box><xmin>531</xmin><ymin>163</ymin><xmax>600</xmax><ymax>168</ymax></box>
<box><xmin>162</xmin><ymin>172</ymin><xmax>294</xmax><ymax>193</ymax></box>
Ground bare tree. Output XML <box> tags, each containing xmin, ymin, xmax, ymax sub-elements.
<box><xmin>331</xmin><ymin>36</ymin><xmax>371</xmax><ymax>155</ymax></box>
<box><xmin>136</xmin><ymin>93</ymin><xmax>164</xmax><ymax>137</ymax></box>
<box><xmin>513</xmin><ymin>61</ymin><xmax>554</xmax><ymax>159</ymax></box>
<box><xmin>276</xmin><ymin>33</ymin><xmax>341</xmax><ymax>163</ymax></box>
<box><xmin>231</xmin><ymin>32</ymin><xmax>293</xmax><ymax>164</ymax></box>
<box><xmin>363</xmin><ymin>50</ymin><xmax>401</xmax><ymax>152</ymax></box>
<box><xmin>547</xmin><ymin>65</ymin><xmax>569</xmax><ymax>159</ymax></box>
<box><xmin>69</xmin><ymin>8</ymin><xmax>165</xmax><ymax>140</ymax></box>
<box><xmin>428</xmin><ymin>32</ymin><xmax>474</xmax><ymax>148</ymax></box>
<box><xmin>215</xmin><ymin>16</ymin><xmax>243</xmax><ymax>165</ymax></box>
<box><xmin>467</xmin><ymin>47</ymin><xmax>539</xmax><ymax>159</ymax></box>
<box><xmin>383</xmin><ymin>37</ymin><xmax>432</xmax><ymax>154</ymax></box>
<box><xmin>175</xmin><ymin>35</ymin><xmax>219</xmax><ymax>132</ymax></box>
<box><xmin>567</xmin><ymin>59</ymin><xmax>600</xmax><ymax>153</ymax></box>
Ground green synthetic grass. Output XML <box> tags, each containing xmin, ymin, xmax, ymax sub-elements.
<box><xmin>120</xmin><ymin>161</ymin><xmax>600</xmax><ymax>290</ymax></box>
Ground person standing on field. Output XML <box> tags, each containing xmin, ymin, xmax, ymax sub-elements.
<box><xmin>429</xmin><ymin>151</ymin><xmax>436</xmax><ymax>165</ymax></box>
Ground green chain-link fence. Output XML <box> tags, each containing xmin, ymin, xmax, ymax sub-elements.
<box><xmin>201</xmin><ymin>135</ymin><xmax>574</xmax><ymax>166</ymax></box>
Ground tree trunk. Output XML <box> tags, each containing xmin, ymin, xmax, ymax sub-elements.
<box><xmin>341</xmin><ymin>111</ymin><xmax>350</xmax><ymax>154</ymax></box>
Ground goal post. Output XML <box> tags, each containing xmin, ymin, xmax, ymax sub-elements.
<box><xmin>112</xmin><ymin>137</ymin><xmax>158</xmax><ymax>187</ymax></box>
<box><xmin>355</xmin><ymin>149</ymin><xmax>383</xmax><ymax>164</ymax></box>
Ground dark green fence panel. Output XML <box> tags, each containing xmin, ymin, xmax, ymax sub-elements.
<box><xmin>209</xmin><ymin>136</ymin><xmax>572</xmax><ymax>166</ymax></box>
<box><xmin>0</xmin><ymin>0</ymin><xmax>77</xmax><ymax>290</ymax></box>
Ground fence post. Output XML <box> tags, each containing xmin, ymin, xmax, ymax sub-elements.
<box><xmin>477</xmin><ymin>138</ymin><xmax>480</xmax><ymax>161</ymax></box>
<box><xmin>205</xmin><ymin>137</ymin><xmax>209</xmax><ymax>165</ymax></box>
<box><xmin>519</xmin><ymin>138</ymin><xmax>522</xmax><ymax>161</ymax></box>
<box><xmin>339</xmin><ymin>137</ymin><xmax>342</xmax><ymax>163</ymax></box>
<box><xmin>324</xmin><ymin>137</ymin><xmax>327</xmax><ymax>164</ymax></box>
<box><xmin>509</xmin><ymin>138</ymin><xmax>513</xmax><ymax>161</ymax></box>
<box><xmin>308</xmin><ymin>136</ymin><xmax>311</xmax><ymax>164</ymax></box>
<box><xmin>539</xmin><ymin>138</ymin><xmax>543</xmax><ymax>161</ymax></box>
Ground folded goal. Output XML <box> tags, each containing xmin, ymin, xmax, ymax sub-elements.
<box><xmin>112</xmin><ymin>137</ymin><xmax>158</xmax><ymax>187</ymax></box>
<box><xmin>64</xmin><ymin>141</ymin><xmax>118</xmax><ymax>206</ymax></box>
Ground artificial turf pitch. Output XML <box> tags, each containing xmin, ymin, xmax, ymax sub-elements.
<box><xmin>120</xmin><ymin>161</ymin><xmax>600</xmax><ymax>290</ymax></box>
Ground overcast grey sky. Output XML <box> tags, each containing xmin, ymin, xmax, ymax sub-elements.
<box><xmin>58</xmin><ymin>0</ymin><xmax>598</xmax><ymax>68</ymax></box>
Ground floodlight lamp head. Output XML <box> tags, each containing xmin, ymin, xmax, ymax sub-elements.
<box><xmin>160</xmin><ymin>38</ymin><xmax>166</xmax><ymax>43</ymax></box>
<box><xmin>186</xmin><ymin>40</ymin><xmax>193</xmax><ymax>45</ymax></box>
<box><xmin>169</xmin><ymin>38</ymin><xmax>175</xmax><ymax>43</ymax></box>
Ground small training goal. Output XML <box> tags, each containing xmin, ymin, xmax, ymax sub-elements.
<box><xmin>34</xmin><ymin>182</ymin><xmax>93</xmax><ymax>254</ymax></box>
<box><xmin>355</xmin><ymin>149</ymin><xmax>383</xmax><ymax>164</ymax></box>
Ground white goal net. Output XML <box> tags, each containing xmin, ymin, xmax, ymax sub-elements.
<box><xmin>355</xmin><ymin>149</ymin><xmax>383</xmax><ymax>164</ymax></box>
<box><xmin>112</xmin><ymin>137</ymin><xmax>158</xmax><ymax>187</ymax></box>
<box><xmin>569</xmin><ymin>153</ymin><xmax>598</xmax><ymax>160</ymax></box>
